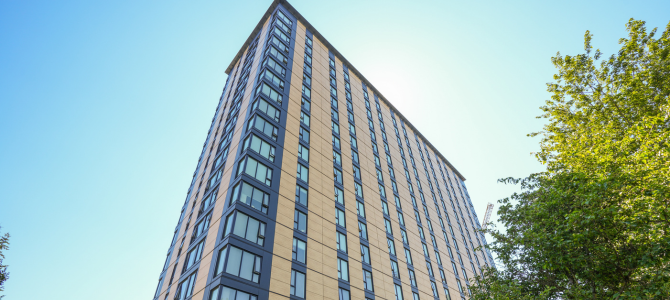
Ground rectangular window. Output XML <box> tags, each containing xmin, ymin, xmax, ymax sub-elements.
<box><xmin>297</xmin><ymin>144</ymin><xmax>309</xmax><ymax>162</ymax></box>
<box><xmin>405</xmin><ymin>248</ymin><xmax>413</xmax><ymax>265</ymax></box>
<box><xmin>209</xmin><ymin>286</ymin><xmax>258</xmax><ymax>300</ymax></box>
<box><xmin>387</xmin><ymin>238</ymin><xmax>396</xmax><ymax>256</ymax></box>
<box><xmin>351</xmin><ymin>149</ymin><xmax>359</xmax><ymax>164</ymax></box>
<box><xmin>224</xmin><ymin>211</ymin><xmax>266</xmax><ymax>246</ymax></box>
<box><xmin>339</xmin><ymin>288</ymin><xmax>350</xmax><ymax>300</ymax></box>
<box><xmin>276</xmin><ymin>10</ymin><xmax>292</xmax><ymax>26</ymax></box>
<box><xmin>336</xmin><ymin>208</ymin><xmax>346</xmax><ymax>228</ymax></box>
<box><xmin>295</xmin><ymin>185</ymin><xmax>308</xmax><ymax>206</ymax></box>
<box><xmin>290</xmin><ymin>269</ymin><xmax>306</xmax><ymax>298</ymax></box>
<box><xmin>175</xmin><ymin>271</ymin><xmax>197</xmax><ymax>300</ymax></box>
<box><xmin>456</xmin><ymin>280</ymin><xmax>464</xmax><ymax>294</ymax></box>
<box><xmin>356</xmin><ymin>201</ymin><xmax>366</xmax><ymax>217</ymax></box>
<box><xmin>247</xmin><ymin>115</ymin><xmax>278</xmax><ymax>141</ymax></box>
<box><xmin>294</xmin><ymin>210</ymin><xmax>307</xmax><ymax>233</ymax></box>
<box><xmin>439</xmin><ymin>269</ymin><xmax>447</xmax><ymax>284</ymax></box>
<box><xmin>252</xmin><ymin>98</ymin><xmax>280</xmax><ymax>122</ymax></box>
<box><xmin>292</xmin><ymin>238</ymin><xmax>306</xmax><ymax>263</ymax></box>
<box><xmin>243</xmin><ymin>134</ymin><xmax>276</xmax><ymax>162</ymax></box>
<box><xmin>381</xmin><ymin>200</ymin><xmax>389</xmax><ymax>215</ymax></box>
<box><xmin>334</xmin><ymin>187</ymin><xmax>344</xmax><ymax>205</ymax></box>
<box><xmin>262</xmin><ymin>55</ymin><xmax>286</xmax><ymax>73</ymax></box>
<box><xmin>272</xmin><ymin>26</ymin><xmax>290</xmax><ymax>43</ymax></box>
<box><xmin>337</xmin><ymin>232</ymin><xmax>347</xmax><ymax>253</ymax></box>
<box><xmin>332</xmin><ymin>135</ymin><xmax>340</xmax><ymax>149</ymax></box>
<box><xmin>353</xmin><ymin>165</ymin><xmax>361</xmax><ymax>180</ymax></box>
<box><xmin>397</xmin><ymin>212</ymin><xmax>405</xmax><ymax>226</ymax></box>
<box><xmin>426</xmin><ymin>261</ymin><xmax>434</xmax><ymax>277</ymax></box>
<box><xmin>191</xmin><ymin>214</ymin><xmax>211</xmax><ymax>242</ymax></box>
<box><xmin>300</xmin><ymin>111</ymin><xmax>310</xmax><ymax>127</ymax></box>
<box><xmin>354</xmin><ymin>182</ymin><xmax>363</xmax><ymax>198</ymax></box>
<box><xmin>299</xmin><ymin>127</ymin><xmax>309</xmax><ymax>143</ymax></box>
<box><xmin>334</xmin><ymin>168</ymin><xmax>343</xmax><ymax>185</ymax></box>
<box><xmin>331</xmin><ymin>108</ymin><xmax>339</xmax><ymax>122</ymax></box>
<box><xmin>394</xmin><ymin>195</ymin><xmax>402</xmax><ymax>210</ymax></box>
<box><xmin>363</xmin><ymin>269</ymin><xmax>374</xmax><ymax>291</ymax></box>
<box><xmin>422</xmin><ymin>243</ymin><xmax>430</xmax><ymax>257</ymax></box>
<box><xmin>377</xmin><ymin>169</ymin><xmax>384</xmax><ymax>182</ymax></box>
<box><xmin>394</xmin><ymin>284</ymin><xmax>404</xmax><ymax>300</ymax></box>
<box><xmin>408</xmin><ymin>269</ymin><xmax>417</xmax><ymax>287</ymax></box>
<box><xmin>231</xmin><ymin>181</ymin><xmax>269</xmax><ymax>213</ymax></box>
<box><xmin>260</xmin><ymin>69</ymin><xmax>284</xmax><ymax>89</ymax></box>
<box><xmin>390</xmin><ymin>260</ymin><xmax>400</xmax><ymax>278</ymax></box>
<box><xmin>400</xmin><ymin>229</ymin><xmax>408</xmax><ymax>244</ymax></box>
<box><xmin>361</xmin><ymin>244</ymin><xmax>371</xmax><ymax>264</ymax></box>
<box><xmin>385</xmin><ymin>219</ymin><xmax>393</xmax><ymax>235</ymax></box>
<box><xmin>302</xmin><ymin>73</ymin><xmax>311</xmax><ymax>88</ymax></box>
<box><xmin>359</xmin><ymin>221</ymin><xmax>368</xmax><ymax>240</ymax></box>
<box><xmin>333</xmin><ymin>150</ymin><xmax>342</xmax><ymax>166</ymax></box>
<box><xmin>213</xmin><ymin>148</ymin><xmax>229</xmax><ymax>170</ymax></box>
<box><xmin>237</xmin><ymin>156</ymin><xmax>273</xmax><ymax>186</ymax></box>
<box><xmin>221</xmin><ymin>246</ymin><xmax>262</xmax><ymax>283</ymax></box>
<box><xmin>350</xmin><ymin>136</ymin><xmax>357</xmax><ymax>149</ymax></box>
<box><xmin>297</xmin><ymin>164</ymin><xmax>309</xmax><ymax>182</ymax></box>
<box><xmin>208</xmin><ymin>169</ymin><xmax>223</xmax><ymax>190</ymax></box>
<box><xmin>338</xmin><ymin>258</ymin><xmax>349</xmax><ymax>281</ymax></box>
<box><xmin>444</xmin><ymin>288</ymin><xmax>452</xmax><ymax>300</ymax></box>
<box><xmin>302</xmin><ymin>84</ymin><xmax>311</xmax><ymax>99</ymax></box>
<box><xmin>255</xmin><ymin>82</ymin><xmax>282</xmax><ymax>104</ymax></box>
<box><xmin>182</xmin><ymin>240</ymin><xmax>205</xmax><ymax>273</ymax></box>
<box><xmin>332</xmin><ymin>121</ymin><xmax>340</xmax><ymax>135</ymax></box>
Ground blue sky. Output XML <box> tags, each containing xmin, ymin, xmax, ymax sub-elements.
<box><xmin>1</xmin><ymin>0</ymin><xmax>668</xmax><ymax>299</ymax></box>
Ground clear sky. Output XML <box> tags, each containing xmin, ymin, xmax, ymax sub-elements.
<box><xmin>0</xmin><ymin>0</ymin><xmax>667</xmax><ymax>299</ymax></box>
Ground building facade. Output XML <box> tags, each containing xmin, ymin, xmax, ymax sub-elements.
<box><xmin>153</xmin><ymin>1</ymin><xmax>494</xmax><ymax>300</ymax></box>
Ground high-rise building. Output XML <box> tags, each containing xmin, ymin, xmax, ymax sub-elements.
<box><xmin>153</xmin><ymin>1</ymin><xmax>494</xmax><ymax>300</ymax></box>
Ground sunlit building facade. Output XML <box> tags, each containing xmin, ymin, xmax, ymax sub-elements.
<box><xmin>153</xmin><ymin>1</ymin><xmax>494</xmax><ymax>299</ymax></box>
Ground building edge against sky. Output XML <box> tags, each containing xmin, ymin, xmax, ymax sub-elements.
<box><xmin>153</xmin><ymin>1</ymin><xmax>494</xmax><ymax>300</ymax></box>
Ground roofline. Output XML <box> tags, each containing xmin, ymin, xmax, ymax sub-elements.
<box><xmin>224</xmin><ymin>0</ymin><xmax>467</xmax><ymax>182</ymax></box>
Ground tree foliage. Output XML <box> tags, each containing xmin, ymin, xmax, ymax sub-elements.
<box><xmin>0</xmin><ymin>226</ymin><xmax>9</xmax><ymax>299</ymax></box>
<box><xmin>471</xmin><ymin>19</ymin><xmax>670</xmax><ymax>299</ymax></box>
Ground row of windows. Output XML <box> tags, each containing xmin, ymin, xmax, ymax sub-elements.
<box><xmin>181</xmin><ymin>14</ymin><xmax>295</xmax><ymax>299</ymax></box>
<box><xmin>288</xmin><ymin>33</ymin><xmax>314</xmax><ymax>300</ymax></box>
<box><xmin>330</xmin><ymin>56</ymin><xmax>359</xmax><ymax>297</ymax></box>
<box><xmin>389</xmin><ymin>110</ymin><xmax>468</xmax><ymax>298</ymax></box>
<box><xmin>417</xmin><ymin>136</ymin><xmax>487</xmax><ymax>276</ymax></box>
<box><xmin>361</xmin><ymin>86</ymin><xmax>419</xmax><ymax>299</ymax></box>
<box><xmin>162</xmin><ymin>27</ymin><xmax>268</xmax><ymax>300</ymax></box>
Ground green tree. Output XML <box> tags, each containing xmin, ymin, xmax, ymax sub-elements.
<box><xmin>471</xmin><ymin>19</ymin><xmax>670</xmax><ymax>299</ymax></box>
<box><xmin>0</xmin><ymin>226</ymin><xmax>9</xmax><ymax>299</ymax></box>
